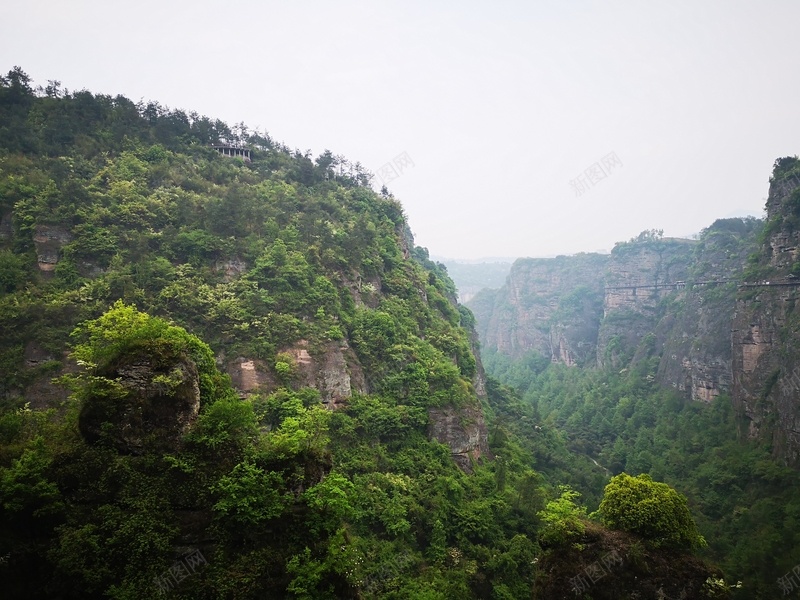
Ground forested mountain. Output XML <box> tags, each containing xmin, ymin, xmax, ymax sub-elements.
<box><xmin>473</xmin><ymin>159</ymin><xmax>800</xmax><ymax>599</ymax></box>
<box><xmin>0</xmin><ymin>67</ymin><xmax>728</xmax><ymax>599</ymax></box>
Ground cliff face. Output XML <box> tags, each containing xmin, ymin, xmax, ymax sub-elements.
<box><xmin>654</xmin><ymin>287</ymin><xmax>735</xmax><ymax>403</ymax></box>
<box><xmin>428</xmin><ymin>401</ymin><xmax>489</xmax><ymax>471</ymax></box>
<box><xmin>655</xmin><ymin>220</ymin><xmax>759</xmax><ymax>402</ymax></box>
<box><xmin>470</xmin><ymin>240</ymin><xmax>700</xmax><ymax>370</ymax></box>
<box><xmin>1</xmin><ymin>139</ymin><xmax>489</xmax><ymax>476</ymax></box>
<box><xmin>598</xmin><ymin>239</ymin><xmax>695</xmax><ymax>368</ymax></box>
<box><xmin>473</xmin><ymin>254</ymin><xmax>608</xmax><ymax>365</ymax></box>
<box><xmin>472</xmin><ymin>159</ymin><xmax>800</xmax><ymax>466</ymax></box>
<box><xmin>430</xmin><ymin>320</ymin><xmax>491</xmax><ymax>471</ymax></box>
<box><xmin>732</xmin><ymin>160</ymin><xmax>800</xmax><ymax>466</ymax></box>
<box><xmin>471</xmin><ymin>224</ymin><xmax>760</xmax><ymax>403</ymax></box>
<box><xmin>78</xmin><ymin>351</ymin><xmax>201</xmax><ymax>455</ymax></box>
<box><xmin>9</xmin><ymin>227</ymin><xmax>490</xmax><ymax>472</ymax></box>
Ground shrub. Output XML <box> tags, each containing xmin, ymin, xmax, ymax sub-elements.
<box><xmin>599</xmin><ymin>473</ymin><xmax>706</xmax><ymax>550</ymax></box>
<box><xmin>536</xmin><ymin>486</ymin><xmax>586</xmax><ymax>546</ymax></box>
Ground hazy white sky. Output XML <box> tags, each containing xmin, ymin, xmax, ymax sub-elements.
<box><xmin>2</xmin><ymin>1</ymin><xmax>799</xmax><ymax>259</ymax></box>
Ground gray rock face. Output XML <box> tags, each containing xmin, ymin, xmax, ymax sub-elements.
<box><xmin>225</xmin><ymin>356</ymin><xmax>274</xmax><ymax>397</ymax></box>
<box><xmin>32</xmin><ymin>224</ymin><xmax>72</xmax><ymax>271</ymax></box>
<box><xmin>79</xmin><ymin>353</ymin><xmax>201</xmax><ymax>454</ymax></box>
<box><xmin>225</xmin><ymin>340</ymin><xmax>367</xmax><ymax>410</ymax></box>
<box><xmin>317</xmin><ymin>341</ymin><xmax>363</xmax><ymax>409</ymax></box>
<box><xmin>214</xmin><ymin>258</ymin><xmax>248</xmax><ymax>282</ymax></box>
<box><xmin>732</xmin><ymin>286</ymin><xmax>800</xmax><ymax>465</ymax></box>
<box><xmin>471</xmin><ymin>228</ymin><xmax>759</xmax><ymax>404</ymax></box>
<box><xmin>222</xmin><ymin>334</ymin><xmax>489</xmax><ymax>471</ymax></box>
<box><xmin>285</xmin><ymin>340</ymin><xmax>368</xmax><ymax>408</ymax></box>
<box><xmin>732</xmin><ymin>173</ymin><xmax>800</xmax><ymax>466</ymax></box>
<box><xmin>428</xmin><ymin>401</ymin><xmax>490</xmax><ymax>473</ymax></box>
<box><xmin>470</xmin><ymin>244</ymin><xmax>698</xmax><ymax>370</ymax></box>
<box><xmin>656</xmin><ymin>284</ymin><xmax>736</xmax><ymax>403</ymax></box>
<box><xmin>598</xmin><ymin>240</ymin><xmax>696</xmax><ymax>368</ymax></box>
<box><xmin>471</xmin><ymin>254</ymin><xmax>608</xmax><ymax>365</ymax></box>
<box><xmin>425</xmin><ymin>320</ymin><xmax>492</xmax><ymax>472</ymax></box>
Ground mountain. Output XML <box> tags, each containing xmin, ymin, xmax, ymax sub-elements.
<box><xmin>0</xmin><ymin>68</ymin><xmax>725</xmax><ymax>599</ymax></box>
<box><xmin>731</xmin><ymin>157</ymin><xmax>800</xmax><ymax>466</ymax></box>
<box><xmin>471</xmin><ymin>161</ymin><xmax>800</xmax><ymax>468</ymax></box>
<box><xmin>469</xmin><ymin>158</ymin><xmax>800</xmax><ymax>598</ymax></box>
<box><xmin>470</xmin><ymin>222</ymin><xmax>762</xmax><ymax>403</ymax></box>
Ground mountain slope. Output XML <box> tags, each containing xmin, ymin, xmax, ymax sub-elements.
<box><xmin>0</xmin><ymin>68</ymin><xmax>724</xmax><ymax>599</ymax></box>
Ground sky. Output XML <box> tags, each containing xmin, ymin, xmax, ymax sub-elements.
<box><xmin>2</xmin><ymin>1</ymin><xmax>799</xmax><ymax>260</ymax></box>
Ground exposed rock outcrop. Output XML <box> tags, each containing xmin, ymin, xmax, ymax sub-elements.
<box><xmin>428</xmin><ymin>401</ymin><xmax>489</xmax><ymax>472</ymax></box>
<box><xmin>225</xmin><ymin>356</ymin><xmax>274</xmax><ymax>396</ymax></box>
<box><xmin>732</xmin><ymin>163</ymin><xmax>800</xmax><ymax>466</ymax></box>
<box><xmin>284</xmin><ymin>340</ymin><xmax>367</xmax><ymax>408</ymax></box>
<box><xmin>78</xmin><ymin>352</ymin><xmax>201</xmax><ymax>454</ymax></box>
<box><xmin>471</xmin><ymin>223</ymin><xmax>759</xmax><ymax>404</ymax></box>
<box><xmin>471</xmin><ymin>159</ymin><xmax>800</xmax><ymax>466</ymax></box>
<box><xmin>226</xmin><ymin>340</ymin><xmax>367</xmax><ymax>410</ymax></box>
<box><xmin>536</xmin><ymin>522</ymin><xmax>725</xmax><ymax>600</ymax></box>
<box><xmin>214</xmin><ymin>258</ymin><xmax>248</xmax><ymax>282</ymax></box>
<box><xmin>32</xmin><ymin>224</ymin><xmax>72</xmax><ymax>271</ymax></box>
<box><xmin>597</xmin><ymin>239</ymin><xmax>695</xmax><ymax>368</ymax></box>
<box><xmin>653</xmin><ymin>220</ymin><xmax>759</xmax><ymax>402</ymax></box>
<box><xmin>471</xmin><ymin>254</ymin><xmax>607</xmax><ymax>365</ymax></box>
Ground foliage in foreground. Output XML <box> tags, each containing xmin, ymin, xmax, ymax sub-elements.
<box><xmin>599</xmin><ymin>473</ymin><xmax>706</xmax><ymax>550</ymax></box>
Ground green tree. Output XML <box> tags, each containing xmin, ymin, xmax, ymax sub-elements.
<box><xmin>0</xmin><ymin>250</ymin><xmax>29</xmax><ymax>293</ymax></box>
<box><xmin>68</xmin><ymin>300</ymin><xmax>230</xmax><ymax>404</ymax></box>
<box><xmin>536</xmin><ymin>486</ymin><xmax>586</xmax><ymax>546</ymax></box>
<box><xmin>599</xmin><ymin>473</ymin><xmax>706</xmax><ymax>550</ymax></box>
<box><xmin>212</xmin><ymin>461</ymin><xmax>287</xmax><ymax>527</ymax></box>
<box><xmin>303</xmin><ymin>471</ymin><xmax>355</xmax><ymax>535</ymax></box>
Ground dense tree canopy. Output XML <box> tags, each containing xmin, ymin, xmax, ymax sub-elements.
<box><xmin>484</xmin><ymin>347</ymin><xmax>800</xmax><ymax>599</ymax></box>
<box><xmin>599</xmin><ymin>473</ymin><xmax>706</xmax><ymax>550</ymax></box>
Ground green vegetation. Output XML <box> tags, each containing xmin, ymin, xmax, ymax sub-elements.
<box><xmin>485</xmin><ymin>351</ymin><xmax>800</xmax><ymax>599</ymax></box>
<box><xmin>0</xmin><ymin>66</ymin><xmax>747</xmax><ymax>598</ymax></box>
<box><xmin>599</xmin><ymin>473</ymin><xmax>705</xmax><ymax>550</ymax></box>
<box><xmin>757</xmin><ymin>156</ymin><xmax>800</xmax><ymax>240</ymax></box>
<box><xmin>0</xmin><ymin>302</ymin><xmax>569</xmax><ymax>599</ymax></box>
<box><xmin>0</xmin><ymin>67</ymin><xmax>724</xmax><ymax>599</ymax></box>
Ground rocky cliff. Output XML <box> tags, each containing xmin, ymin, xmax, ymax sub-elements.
<box><xmin>470</xmin><ymin>223</ymin><xmax>760</xmax><ymax>403</ymax></box>
<box><xmin>471</xmin><ymin>160</ymin><xmax>800</xmax><ymax>468</ymax></box>
<box><xmin>78</xmin><ymin>351</ymin><xmax>201</xmax><ymax>455</ymax></box>
<box><xmin>656</xmin><ymin>219</ymin><xmax>760</xmax><ymax>402</ymax></box>
<box><xmin>598</xmin><ymin>237</ymin><xmax>696</xmax><ymax>368</ymax></box>
<box><xmin>4</xmin><ymin>193</ymin><xmax>490</xmax><ymax>474</ymax></box>
<box><xmin>472</xmin><ymin>254</ymin><xmax>608</xmax><ymax>365</ymax></box>
<box><xmin>732</xmin><ymin>157</ymin><xmax>800</xmax><ymax>466</ymax></box>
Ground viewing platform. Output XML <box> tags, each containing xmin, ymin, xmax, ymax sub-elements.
<box><xmin>211</xmin><ymin>144</ymin><xmax>251</xmax><ymax>162</ymax></box>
